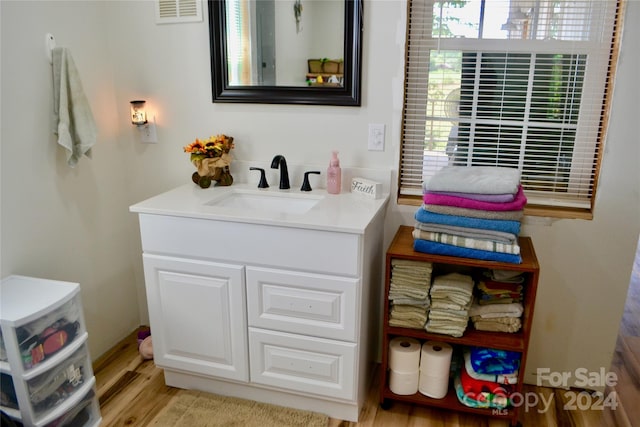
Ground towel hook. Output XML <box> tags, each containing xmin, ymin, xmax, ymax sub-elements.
<box><xmin>46</xmin><ymin>33</ymin><xmax>56</xmax><ymax>64</ymax></box>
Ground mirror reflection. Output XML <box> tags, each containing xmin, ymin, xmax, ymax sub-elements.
<box><xmin>225</xmin><ymin>0</ymin><xmax>345</xmax><ymax>87</ymax></box>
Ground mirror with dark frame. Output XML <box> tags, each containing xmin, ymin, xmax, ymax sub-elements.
<box><xmin>209</xmin><ymin>0</ymin><xmax>362</xmax><ymax>106</ymax></box>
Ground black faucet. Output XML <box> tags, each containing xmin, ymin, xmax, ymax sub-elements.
<box><xmin>249</xmin><ymin>167</ymin><xmax>269</xmax><ymax>188</ymax></box>
<box><xmin>301</xmin><ymin>171</ymin><xmax>321</xmax><ymax>191</ymax></box>
<box><xmin>270</xmin><ymin>155</ymin><xmax>290</xmax><ymax>190</ymax></box>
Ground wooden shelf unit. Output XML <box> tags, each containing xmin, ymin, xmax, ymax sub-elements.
<box><xmin>379</xmin><ymin>225</ymin><xmax>539</xmax><ymax>427</ymax></box>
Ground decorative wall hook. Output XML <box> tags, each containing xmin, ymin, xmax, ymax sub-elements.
<box><xmin>46</xmin><ymin>33</ymin><xmax>56</xmax><ymax>64</ymax></box>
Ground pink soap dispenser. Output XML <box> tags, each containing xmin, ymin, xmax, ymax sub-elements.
<box><xmin>327</xmin><ymin>150</ymin><xmax>342</xmax><ymax>194</ymax></box>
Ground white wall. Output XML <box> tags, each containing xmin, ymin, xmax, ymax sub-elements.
<box><xmin>0</xmin><ymin>1</ymin><xmax>141</xmax><ymax>359</ymax></box>
<box><xmin>1</xmin><ymin>0</ymin><xmax>639</xmax><ymax>392</ymax></box>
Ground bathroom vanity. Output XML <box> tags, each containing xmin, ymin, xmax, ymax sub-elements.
<box><xmin>130</xmin><ymin>183</ymin><xmax>389</xmax><ymax>421</ymax></box>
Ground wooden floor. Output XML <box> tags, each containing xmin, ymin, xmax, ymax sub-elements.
<box><xmin>94</xmin><ymin>331</ymin><xmax>611</xmax><ymax>427</ymax></box>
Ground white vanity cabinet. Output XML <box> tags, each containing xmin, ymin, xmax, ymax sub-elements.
<box><xmin>132</xmin><ymin>184</ymin><xmax>388</xmax><ymax>422</ymax></box>
<box><xmin>0</xmin><ymin>275</ymin><xmax>101</xmax><ymax>427</ymax></box>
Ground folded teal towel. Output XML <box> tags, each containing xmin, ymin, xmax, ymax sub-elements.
<box><xmin>414</xmin><ymin>239</ymin><xmax>522</xmax><ymax>264</ymax></box>
<box><xmin>415</xmin><ymin>208</ymin><xmax>521</xmax><ymax>235</ymax></box>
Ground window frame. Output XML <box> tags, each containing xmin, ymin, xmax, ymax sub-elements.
<box><xmin>397</xmin><ymin>0</ymin><xmax>625</xmax><ymax>220</ymax></box>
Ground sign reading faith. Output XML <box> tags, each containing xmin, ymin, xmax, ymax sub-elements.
<box><xmin>351</xmin><ymin>177</ymin><xmax>382</xmax><ymax>199</ymax></box>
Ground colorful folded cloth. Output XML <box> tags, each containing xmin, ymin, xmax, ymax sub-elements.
<box><xmin>412</xmin><ymin>228</ymin><xmax>521</xmax><ymax>255</ymax></box>
<box><xmin>415</xmin><ymin>208</ymin><xmax>522</xmax><ymax>235</ymax></box>
<box><xmin>415</xmin><ymin>220</ymin><xmax>517</xmax><ymax>244</ymax></box>
<box><xmin>426</xmin><ymin>190</ymin><xmax>516</xmax><ymax>203</ymax></box>
<box><xmin>414</xmin><ymin>239</ymin><xmax>523</xmax><ymax>264</ymax></box>
<box><xmin>469</xmin><ymin>347</ymin><xmax>521</xmax><ymax>375</ymax></box>
<box><xmin>423</xmin><ymin>185</ymin><xmax>527</xmax><ymax>212</ymax></box>
<box><xmin>459</xmin><ymin>361</ymin><xmax>512</xmax><ymax>408</ymax></box>
<box><xmin>476</xmin><ymin>280</ymin><xmax>523</xmax><ymax>305</ymax></box>
<box><xmin>424</xmin><ymin>166</ymin><xmax>521</xmax><ymax>195</ymax></box>
<box><xmin>463</xmin><ymin>350</ymin><xmax>518</xmax><ymax>384</ymax></box>
<box><xmin>424</xmin><ymin>203</ymin><xmax>524</xmax><ymax>221</ymax></box>
<box><xmin>454</xmin><ymin>374</ymin><xmax>510</xmax><ymax>409</ymax></box>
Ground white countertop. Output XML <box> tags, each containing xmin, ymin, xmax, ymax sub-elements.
<box><xmin>130</xmin><ymin>183</ymin><xmax>389</xmax><ymax>234</ymax></box>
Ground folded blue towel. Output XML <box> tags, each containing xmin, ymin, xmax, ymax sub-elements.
<box><xmin>415</xmin><ymin>208</ymin><xmax>521</xmax><ymax>236</ymax></box>
<box><xmin>414</xmin><ymin>239</ymin><xmax>523</xmax><ymax>264</ymax></box>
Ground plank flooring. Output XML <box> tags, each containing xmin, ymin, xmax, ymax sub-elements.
<box><xmin>94</xmin><ymin>330</ymin><xmax>612</xmax><ymax>427</ymax></box>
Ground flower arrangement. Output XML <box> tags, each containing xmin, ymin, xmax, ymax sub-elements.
<box><xmin>183</xmin><ymin>134</ymin><xmax>235</xmax><ymax>188</ymax></box>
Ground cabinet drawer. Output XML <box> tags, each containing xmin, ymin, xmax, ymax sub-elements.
<box><xmin>246</xmin><ymin>267</ymin><xmax>358</xmax><ymax>341</ymax></box>
<box><xmin>138</xmin><ymin>214</ymin><xmax>361</xmax><ymax>276</ymax></box>
<box><xmin>249</xmin><ymin>328</ymin><xmax>356</xmax><ymax>401</ymax></box>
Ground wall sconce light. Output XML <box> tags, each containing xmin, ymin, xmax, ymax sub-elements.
<box><xmin>129</xmin><ymin>100</ymin><xmax>157</xmax><ymax>143</ymax></box>
<box><xmin>130</xmin><ymin>100</ymin><xmax>147</xmax><ymax>126</ymax></box>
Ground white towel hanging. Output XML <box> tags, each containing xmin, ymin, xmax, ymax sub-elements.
<box><xmin>51</xmin><ymin>47</ymin><xmax>98</xmax><ymax>167</ymax></box>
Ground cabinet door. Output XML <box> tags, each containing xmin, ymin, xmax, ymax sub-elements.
<box><xmin>143</xmin><ymin>255</ymin><xmax>248</xmax><ymax>382</ymax></box>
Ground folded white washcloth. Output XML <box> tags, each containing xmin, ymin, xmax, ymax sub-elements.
<box><xmin>52</xmin><ymin>47</ymin><xmax>97</xmax><ymax>167</ymax></box>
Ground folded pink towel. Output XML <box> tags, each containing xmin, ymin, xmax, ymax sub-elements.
<box><xmin>427</xmin><ymin>191</ymin><xmax>515</xmax><ymax>203</ymax></box>
<box><xmin>423</xmin><ymin>185</ymin><xmax>527</xmax><ymax>212</ymax></box>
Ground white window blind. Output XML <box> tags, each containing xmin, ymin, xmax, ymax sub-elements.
<box><xmin>400</xmin><ymin>0</ymin><xmax>622</xmax><ymax>214</ymax></box>
<box><xmin>225</xmin><ymin>0</ymin><xmax>255</xmax><ymax>85</ymax></box>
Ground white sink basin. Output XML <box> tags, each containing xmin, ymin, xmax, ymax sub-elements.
<box><xmin>205</xmin><ymin>189</ymin><xmax>323</xmax><ymax>215</ymax></box>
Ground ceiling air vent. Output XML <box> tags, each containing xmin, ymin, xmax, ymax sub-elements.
<box><xmin>156</xmin><ymin>0</ymin><xmax>203</xmax><ymax>24</ymax></box>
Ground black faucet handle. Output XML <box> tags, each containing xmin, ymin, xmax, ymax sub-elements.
<box><xmin>301</xmin><ymin>171</ymin><xmax>321</xmax><ymax>191</ymax></box>
<box><xmin>249</xmin><ymin>167</ymin><xmax>269</xmax><ymax>188</ymax></box>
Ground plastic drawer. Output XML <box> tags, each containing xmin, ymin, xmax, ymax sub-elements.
<box><xmin>27</xmin><ymin>344</ymin><xmax>91</xmax><ymax>421</ymax></box>
<box><xmin>0</xmin><ymin>330</ymin><xmax>7</xmax><ymax>362</ymax></box>
<box><xmin>43</xmin><ymin>385</ymin><xmax>100</xmax><ymax>427</ymax></box>
<box><xmin>15</xmin><ymin>296</ymin><xmax>83</xmax><ymax>371</ymax></box>
<box><xmin>0</xmin><ymin>372</ymin><xmax>18</xmax><ymax>410</ymax></box>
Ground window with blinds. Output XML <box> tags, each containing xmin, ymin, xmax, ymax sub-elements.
<box><xmin>399</xmin><ymin>0</ymin><xmax>623</xmax><ymax>217</ymax></box>
<box><xmin>225</xmin><ymin>0</ymin><xmax>254</xmax><ymax>85</ymax></box>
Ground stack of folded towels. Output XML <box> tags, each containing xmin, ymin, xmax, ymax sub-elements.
<box><xmin>388</xmin><ymin>259</ymin><xmax>433</xmax><ymax>329</ymax></box>
<box><xmin>454</xmin><ymin>346</ymin><xmax>520</xmax><ymax>410</ymax></box>
<box><xmin>413</xmin><ymin>166</ymin><xmax>527</xmax><ymax>264</ymax></box>
<box><xmin>469</xmin><ymin>270</ymin><xmax>524</xmax><ymax>333</ymax></box>
<box><xmin>425</xmin><ymin>272</ymin><xmax>474</xmax><ymax>337</ymax></box>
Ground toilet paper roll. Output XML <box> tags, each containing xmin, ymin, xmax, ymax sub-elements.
<box><xmin>389</xmin><ymin>369</ymin><xmax>419</xmax><ymax>395</ymax></box>
<box><xmin>418</xmin><ymin>371</ymin><xmax>450</xmax><ymax>399</ymax></box>
<box><xmin>389</xmin><ymin>337</ymin><xmax>421</xmax><ymax>373</ymax></box>
<box><xmin>419</xmin><ymin>341</ymin><xmax>453</xmax><ymax>377</ymax></box>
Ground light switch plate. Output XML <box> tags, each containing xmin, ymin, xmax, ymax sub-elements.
<box><xmin>368</xmin><ymin>123</ymin><xmax>385</xmax><ymax>151</ymax></box>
